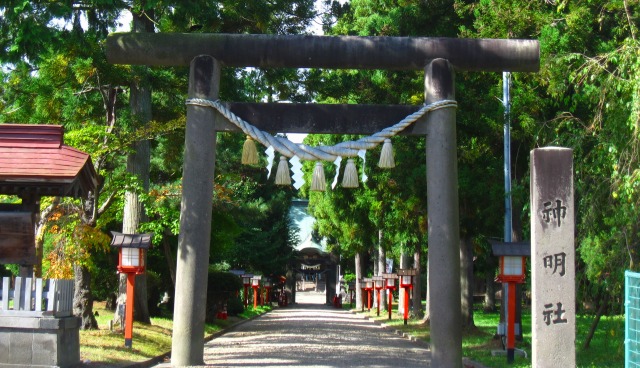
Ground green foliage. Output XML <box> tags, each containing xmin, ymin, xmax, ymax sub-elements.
<box><xmin>0</xmin><ymin>0</ymin><xmax>316</xmax><ymax>326</ymax></box>
<box><xmin>343</xmin><ymin>273</ymin><xmax>356</xmax><ymax>283</ymax></box>
<box><xmin>89</xmin><ymin>249</ymin><xmax>118</xmax><ymax>302</ymax></box>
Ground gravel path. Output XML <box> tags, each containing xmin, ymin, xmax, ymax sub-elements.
<box><xmin>191</xmin><ymin>293</ymin><xmax>432</xmax><ymax>367</ymax></box>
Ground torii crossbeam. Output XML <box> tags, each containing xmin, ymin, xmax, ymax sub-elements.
<box><xmin>106</xmin><ymin>32</ymin><xmax>539</xmax><ymax>368</ymax></box>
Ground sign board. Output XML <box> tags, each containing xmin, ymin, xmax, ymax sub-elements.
<box><xmin>0</xmin><ymin>212</ymin><xmax>36</xmax><ymax>265</ymax></box>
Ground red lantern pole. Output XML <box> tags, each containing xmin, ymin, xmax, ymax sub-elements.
<box><xmin>388</xmin><ymin>288</ymin><xmax>393</xmax><ymax>320</ymax></box>
<box><xmin>507</xmin><ymin>282</ymin><xmax>516</xmax><ymax>363</ymax></box>
<box><xmin>124</xmin><ymin>273</ymin><xmax>136</xmax><ymax>348</ymax></box>
<box><xmin>253</xmin><ymin>286</ymin><xmax>259</xmax><ymax>309</ymax></box>
<box><xmin>383</xmin><ymin>273</ymin><xmax>397</xmax><ymax>320</ymax></box>
<box><xmin>403</xmin><ymin>286</ymin><xmax>409</xmax><ymax>325</ymax></box>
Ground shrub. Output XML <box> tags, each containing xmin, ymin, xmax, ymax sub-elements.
<box><xmin>227</xmin><ymin>296</ymin><xmax>244</xmax><ymax>316</ymax></box>
<box><xmin>206</xmin><ymin>270</ymin><xmax>243</xmax><ymax>322</ymax></box>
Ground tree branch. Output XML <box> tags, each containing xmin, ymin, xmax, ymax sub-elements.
<box><xmin>97</xmin><ymin>190</ymin><xmax>118</xmax><ymax>218</ymax></box>
<box><xmin>624</xmin><ymin>0</ymin><xmax>637</xmax><ymax>41</ymax></box>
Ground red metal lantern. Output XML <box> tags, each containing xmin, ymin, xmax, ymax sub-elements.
<box><xmin>242</xmin><ymin>274</ymin><xmax>253</xmax><ymax>308</ymax></box>
<box><xmin>382</xmin><ymin>273</ymin><xmax>398</xmax><ymax>320</ymax></box>
<box><xmin>110</xmin><ymin>231</ymin><xmax>152</xmax><ymax>348</ymax></box>
<box><xmin>263</xmin><ymin>279</ymin><xmax>272</xmax><ymax>305</ymax></box>
<box><xmin>111</xmin><ymin>232</ymin><xmax>151</xmax><ymax>275</ymax></box>
<box><xmin>491</xmin><ymin>241</ymin><xmax>530</xmax><ymax>364</ymax></box>
<box><xmin>363</xmin><ymin>277</ymin><xmax>374</xmax><ymax>311</ymax></box>
<box><xmin>497</xmin><ymin>256</ymin><xmax>526</xmax><ymax>284</ymax></box>
<box><xmin>397</xmin><ymin>269</ymin><xmax>416</xmax><ymax>325</ymax></box>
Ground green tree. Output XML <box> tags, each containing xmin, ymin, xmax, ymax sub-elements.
<box><xmin>0</xmin><ymin>0</ymin><xmax>317</xmax><ymax>328</ymax></box>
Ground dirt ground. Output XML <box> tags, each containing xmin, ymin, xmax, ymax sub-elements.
<box><xmin>157</xmin><ymin>291</ymin><xmax>433</xmax><ymax>367</ymax></box>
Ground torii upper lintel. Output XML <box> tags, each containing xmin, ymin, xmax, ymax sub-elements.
<box><xmin>106</xmin><ymin>32</ymin><xmax>539</xmax><ymax>72</ymax></box>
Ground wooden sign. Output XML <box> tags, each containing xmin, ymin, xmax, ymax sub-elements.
<box><xmin>0</xmin><ymin>212</ymin><xmax>36</xmax><ymax>265</ymax></box>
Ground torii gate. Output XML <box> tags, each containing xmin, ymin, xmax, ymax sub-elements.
<box><xmin>106</xmin><ymin>33</ymin><xmax>539</xmax><ymax>367</ymax></box>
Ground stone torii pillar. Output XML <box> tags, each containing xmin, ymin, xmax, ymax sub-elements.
<box><xmin>172</xmin><ymin>55</ymin><xmax>221</xmax><ymax>365</ymax></box>
<box><xmin>425</xmin><ymin>58</ymin><xmax>461</xmax><ymax>366</ymax></box>
<box><xmin>106</xmin><ymin>33</ymin><xmax>539</xmax><ymax>367</ymax></box>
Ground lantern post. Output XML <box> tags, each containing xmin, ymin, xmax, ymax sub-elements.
<box><xmin>242</xmin><ymin>274</ymin><xmax>253</xmax><ymax>308</ymax></box>
<box><xmin>263</xmin><ymin>279</ymin><xmax>272</xmax><ymax>305</ymax></box>
<box><xmin>397</xmin><ymin>269</ymin><xmax>416</xmax><ymax>325</ymax></box>
<box><xmin>362</xmin><ymin>278</ymin><xmax>374</xmax><ymax>312</ymax></box>
<box><xmin>492</xmin><ymin>241</ymin><xmax>530</xmax><ymax>364</ymax></box>
<box><xmin>251</xmin><ymin>275</ymin><xmax>262</xmax><ymax>309</ymax></box>
<box><xmin>372</xmin><ymin>276</ymin><xmax>384</xmax><ymax>317</ymax></box>
<box><xmin>382</xmin><ymin>273</ymin><xmax>398</xmax><ymax>320</ymax></box>
<box><xmin>109</xmin><ymin>232</ymin><xmax>152</xmax><ymax>348</ymax></box>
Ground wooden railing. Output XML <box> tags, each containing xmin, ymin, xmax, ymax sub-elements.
<box><xmin>0</xmin><ymin>277</ymin><xmax>74</xmax><ymax>317</ymax></box>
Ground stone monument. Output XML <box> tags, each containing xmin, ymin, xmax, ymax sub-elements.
<box><xmin>530</xmin><ymin>147</ymin><xmax>576</xmax><ymax>367</ymax></box>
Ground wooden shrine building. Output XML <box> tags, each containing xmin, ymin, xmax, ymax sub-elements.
<box><xmin>0</xmin><ymin>124</ymin><xmax>97</xmax><ymax>276</ymax></box>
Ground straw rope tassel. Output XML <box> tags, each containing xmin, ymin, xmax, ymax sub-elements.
<box><xmin>311</xmin><ymin>162</ymin><xmax>326</xmax><ymax>192</ymax></box>
<box><xmin>342</xmin><ymin>158</ymin><xmax>359</xmax><ymax>188</ymax></box>
<box><xmin>275</xmin><ymin>156</ymin><xmax>291</xmax><ymax>185</ymax></box>
<box><xmin>378</xmin><ymin>138</ymin><xmax>395</xmax><ymax>168</ymax></box>
<box><xmin>242</xmin><ymin>136</ymin><xmax>259</xmax><ymax>165</ymax></box>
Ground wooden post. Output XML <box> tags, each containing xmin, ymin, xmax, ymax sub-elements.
<box><xmin>425</xmin><ymin>58</ymin><xmax>462</xmax><ymax>367</ymax></box>
<box><xmin>171</xmin><ymin>55</ymin><xmax>220</xmax><ymax>366</ymax></box>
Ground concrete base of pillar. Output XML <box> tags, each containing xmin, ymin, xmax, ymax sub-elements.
<box><xmin>0</xmin><ymin>316</ymin><xmax>80</xmax><ymax>368</ymax></box>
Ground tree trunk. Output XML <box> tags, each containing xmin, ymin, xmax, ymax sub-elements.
<box><xmin>377</xmin><ymin>230</ymin><xmax>387</xmax><ymax>310</ymax></box>
<box><xmin>114</xmin><ymin>8</ymin><xmax>154</xmax><ymax>325</ymax></box>
<box><xmin>412</xmin><ymin>247</ymin><xmax>423</xmax><ymax>318</ymax></box>
<box><xmin>73</xmin><ymin>264</ymin><xmax>98</xmax><ymax>330</ymax></box>
<box><xmin>422</xmin><ymin>254</ymin><xmax>430</xmax><ymax>324</ymax></box>
<box><xmin>355</xmin><ymin>252</ymin><xmax>363</xmax><ymax>309</ymax></box>
<box><xmin>460</xmin><ymin>236</ymin><xmax>474</xmax><ymax>328</ymax></box>
<box><xmin>583</xmin><ymin>294</ymin><xmax>608</xmax><ymax>349</ymax></box>
<box><xmin>484</xmin><ymin>269</ymin><xmax>496</xmax><ymax>312</ymax></box>
<box><xmin>373</xmin><ymin>251</ymin><xmax>378</xmax><ymax>308</ymax></box>
<box><xmin>163</xmin><ymin>229</ymin><xmax>177</xmax><ymax>287</ymax></box>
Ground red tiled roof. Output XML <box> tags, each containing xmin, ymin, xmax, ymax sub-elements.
<box><xmin>0</xmin><ymin>124</ymin><xmax>98</xmax><ymax>198</ymax></box>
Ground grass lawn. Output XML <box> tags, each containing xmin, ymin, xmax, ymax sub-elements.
<box><xmin>348</xmin><ymin>302</ymin><xmax>624</xmax><ymax>367</ymax></box>
<box><xmin>80</xmin><ymin>302</ymin><xmax>271</xmax><ymax>366</ymax></box>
